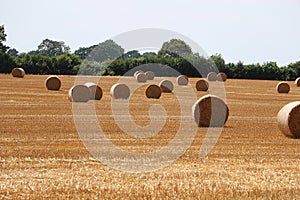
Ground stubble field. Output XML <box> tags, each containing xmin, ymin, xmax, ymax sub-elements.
<box><xmin>0</xmin><ymin>74</ymin><xmax>299</xmax><ymax>199</ymax></box>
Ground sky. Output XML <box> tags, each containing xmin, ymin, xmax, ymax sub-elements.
<box><xmin>1</xmin><ymin>0</ymin><xmax>300</xmax><ymax>66</ymax></box>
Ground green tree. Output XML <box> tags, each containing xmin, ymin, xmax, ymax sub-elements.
<box><xmin>279</xmin><ymin>66</ymin><xmax>295</xmax><ymax>80</ymax></box>
<box><xmin>13</xmin><ymin>53</ymin><xmax>81</xmax><ymax>75</ymax></box>
<box><xmin>76</xmin><ymin>60</ymin><xmax>106</xmax><ymax>75</ymax></box>
<box><xmin>7</xmin><ymin>48</ymin><xmax>19</xmax><ymax>56</ymax></box>
<box><xmin>158</xmin><ymin>38</ymin><xmax>193</xmax><ymax>58</ymax></box>
<box><xmin>27</xmin><ymin>50</ymin><xmax>38</xmax><ymax>55</ymax></box>
<box><xmin>210</xmin><ymin>54</ymin><xmax>225</xmax><ymax>72</ymax></box>
<box><xmin>142</xmin><ymin>52</ymin><xmax>156</xmax><ymax>58</ymax></box>
<box><xmin>261</xmin><ymin>62</ymin><xmax>280</xmax><ymax>80</ymax></box>
<box><xmin>14</xmin><ymin>53</ymin><xmax>49</xmax><ymax>74</ymax></box>
<box><xmin>53</xmin><ymin>54</ymin><xmax>81</xmax><ymax>74</ymax></box>
<box><xmin>0</xmin><ymin>25</ymin><xmax>9</xmax><ymax>53</ymax></box>
<box><xmin>0</xmin><ymin>25</ymin><xmax>15</xmax><ymax>73</ymax></box>
<box><xmin>0</xmin><ymin>53</ymin><xmax>15</xmax><ymax>73</ymax></box>
<box><xmin>74</xmin><ymin>45</ymin><xmax>97</xmax><ymax>60</ymax></box>
<box><xmin>121</xmin><ymin>50</ymin><xmax>141</xmax><ymax>59</ymax></box>
<box><xmin>287</xmin><ymin>61</ymin><xmax>300</xmax><ymax>78</ymax></box>
<box><xmin>183</xmin><ymin>53</ymin><xmax>214</xmax><ymax>77</ymax></box>
<box><xmin>89</xmin><ymin>40</ymin><xmax>124</xmax><ymax>62</ymax></box>
<box><xmin>37</xmin><ymin>38</ymin><xmax>70</xmax><ymax>56</ymax></box>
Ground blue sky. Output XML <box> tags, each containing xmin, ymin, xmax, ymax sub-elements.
<box><xmin>1</xmin><ymin>0</ymin><xmax>299</xmax><ymax>66</ymax></box>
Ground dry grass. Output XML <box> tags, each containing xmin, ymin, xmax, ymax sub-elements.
<box><xmin>0</xmin><ymin>74</ymin><xmax>300</xmax><ymax>199</ymax></box>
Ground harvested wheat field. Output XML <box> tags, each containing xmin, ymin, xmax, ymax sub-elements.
<box><xmin>0</xmin><ymin>74</ymin><xmax>300</xmax><ymax>199</ymax></box>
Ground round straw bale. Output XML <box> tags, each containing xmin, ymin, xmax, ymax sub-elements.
<box><xmin>217</xmin><ymin>72</ymin><xmax>227</xmax><ymax>82</ymax></box>
<box><xmin>145</xmin><ymin>71</ymin><xmax>155</xmax><ymax>80</ymax></box>
<box><xmin>277</xmin><ymin>101</ymin><xmax>300</xmax><ymax>138</ymax></box>
<box><xmin>68</xmin><ymin>85</ymin><xmax>90</xmax><ymax>102</ymax></box>
<box><xmin>145</xmin><ymin>84</ymin><xmax>161</xmax><ymax>99</ymax></box>
<box><xmin>276</xmin><ymin>82</ymin><xmax>290</xmax><ymax>93</ymax></box>
<box><xmin>192</xmin><ymin>94</ymin><xmax>229</xmax><ymax>127</ymax></box>
<box><xmin>159</xmin><ymin>80</ymin><xmax>174</xmax><ymax>93</ymax></box>
<box><xmin>295</xmin><ymin>77</ymin><xmax>300</xmax><ymax>87</ymax></box>
<box><xmin>176</xmin><ymin>75</ymin><xmax>189</xmax><ymax>85</ymax></box>
<box><xmin>207</xmin><ymin>72</ymin><xmax>217</xmax><ymax>81</ymax></box>
<box><xmin>196</xmin><ymin>78</ymin><xmax>209</xmax><ymax>91</ymax></box>
<box><xmin>11</xmin><ymin>67</ymin><xmax>25</xmax><ymax>78</ymax></box>
<box><xmin>135</xmin><ymin>72</ymin><xmax>147</xmax><ymax>83</ymax></box>
<box><xmin>134</xmin><ymin>70</ymin><xmax>144</xmax><ymax>77</ymax></box>
<box><xmin>45</xmin><ymin>75</ymin><xmax>61</xmax><ymax>90</ymax></box>
<box><xmin>84</xmin><ymin>82</ymin><xmax>103</xmax><ymax>100</ymax></box>
<box><xmin>110</xmin><ymin>83</ymin><xmax>130</xmax><ymax>99</ymax></box>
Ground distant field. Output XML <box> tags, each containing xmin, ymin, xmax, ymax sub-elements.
<box><xmin>0</xmin><ymin>74</ymin><xmax>300</xmax><ymax>199</ymax></box>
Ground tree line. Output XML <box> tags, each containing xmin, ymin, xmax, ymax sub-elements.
<box><xmin>0</xmin><ymin>25</ymin><xmax>299</xmax><ymax>80</ymax></box>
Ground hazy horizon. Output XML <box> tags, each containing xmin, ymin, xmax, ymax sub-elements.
<box><xmin>1</xmin><ymin>0</ymin><xmax>300</xmax><ymax>66</ymax></box>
